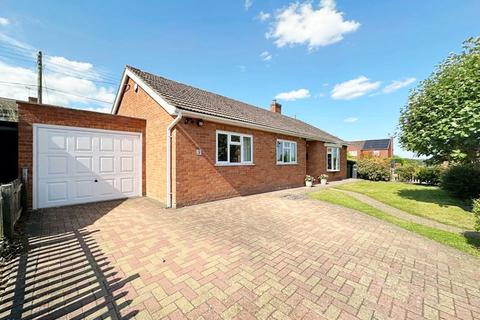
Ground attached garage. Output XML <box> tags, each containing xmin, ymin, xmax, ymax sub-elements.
<box><xmin>18</xmin><ymin>102</ymin><xmax>146</xmax><ymax>210</ymax></box>
<box><xmin>34</xmin><ymin>125</ymin><xmax>142</xmax><ymax>209</ymax></box>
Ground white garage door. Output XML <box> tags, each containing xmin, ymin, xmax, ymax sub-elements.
<box><xmin>34</xmin><ymin>124</ymin><xmax>142</xmax><ymax>209</ymax></box>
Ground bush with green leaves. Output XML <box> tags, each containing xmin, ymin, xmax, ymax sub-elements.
<box><xmin>357</xmin><ymin>157</ymin><xmax>391</xmax><ymax>181</ymax></box>
<box><xmin>440</xmin><ymin>164</ymin><xmax>480</xmax><ymax>199</ymax></box>
<box><xmin>395</xmin><ymin>163</ymin><xmax>420</xmax><ymax>182</ymax></box>
<box><xmin>416</xmin><ymin>166</ymin><xmax>444</xmax><ymax>185</ymax></box>
<box><xmin>473</xmin><ymin>199</ymin><xmax>480</xmax><ymax>232</ymax></box>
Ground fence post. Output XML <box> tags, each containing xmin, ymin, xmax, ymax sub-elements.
<box><xmin>1</xmin><ymin>184</ymin><xmax>14</xmax><ymax>240</ymax></box>
<box><xmin>21</xmin><ymin>168</ymin><xmax>28</xmax><ymax>212</ymax></box>
<box><xmin>0</xmin><ymin>192</ymin><xmax>3</xmax><ymax>239</ymax></box>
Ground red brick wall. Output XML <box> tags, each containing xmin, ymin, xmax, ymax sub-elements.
<box><xmin>347</xmin><ymin>144</ymin><xmax>362</xmax><ymax>159</ymax></box>
<box><xmin>115</xmin><ymin>78</ymin><xmax>174</xmax><ymax>203</ymax></box>
<box><xmin>172</xmin><ymin>121</ymin><xmax>307</xmax><ymax>207</ymax></box>
<box><xmin>306</xmin><ymin>141</ymin><xmax>347</xmax><ymax>181</ymax></box>
<box><xmin>360</xmin><ymin>149</ymin><xmax>391</xmax><ymax>159</ymax></box>
<box><xmin>18</xmin><ymin>102</ymin><xmax>146</xmax><ymax>209</ymax></box>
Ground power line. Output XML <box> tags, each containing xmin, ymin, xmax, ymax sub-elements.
<box><xmin>43</xmin><ymin>66</ymin><xmax>119</xmax><ymax>85</ymax></box>
<box><xmin>0</xmin><ymin>81</ymin><xmax>114</xmax><ymax>104</ymax></box>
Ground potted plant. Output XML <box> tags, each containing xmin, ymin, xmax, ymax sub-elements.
<box><xmin>319</xmin><ymin>174</ymin><xmax>328</xmax><ymax>185</ymax></box>
<box><xmin>305</xmin><ymin>175</ymin><xmax>314</xmax><ymax>187</ymax></box>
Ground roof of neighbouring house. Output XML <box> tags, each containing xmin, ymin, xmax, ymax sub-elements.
<box><xmin>349</xmin><ymin>139</ymin><xmax>391</xmax><ymax>150</ymax></box>
<box><xmin>0</xmin><ymin>97</ymin><xmax>18</xmax><ymax>122</ymax></box>
<box><xmin>124</xmin><ymin>66</ymin><xmax>345</xmax><ymax>144</ymax></box>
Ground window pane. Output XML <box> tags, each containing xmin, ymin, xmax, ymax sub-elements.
<box><xmin>218</xmin><ymin>134</ymin><xmax>228</xmax><ymax>162</ymax></box>
<box><xmin>335</xmin><ymin>148</ymin><xmax>340</xmax><ymax>170</ymax></box>
<box><xmin>327</xmin><ymin>153</ymin><xmax>332</xmax><ymax>170</ymax></box>
<box><xmin>276</xmin><ymin>141</ymin><xmax>283</xmax><ymax>162</ymax></box>
<box><xmin>243</xmin><ymin>136</ymin><xmax>252</xmax><ymax>162</ymax></box>
<box><xmin>230</xmin><ymin>144</ymin><xmax>241</xmax><ymax>162</ymax></box>
<box><xmin>291</xmin><ymin>143</ymin><xmax>296</xmax><ymax>162</ymax></box>
<box><xmin>283</xmin><ymin>147</ymin><xmax>290</xmax><ymax>163</ymax></box>
<box><xmin>230</xmin><ymin>135</ymin><xmax>240</xmax><ymax>143</ymax></box>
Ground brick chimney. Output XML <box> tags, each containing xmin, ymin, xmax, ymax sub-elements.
<box><xmin>270</xmin><ymin>100</ymin><xmax>282</xmax><ymax>114</ymax></box>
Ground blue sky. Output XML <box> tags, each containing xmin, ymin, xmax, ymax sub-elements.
<box><xmin>1</xmin><ymin>0</ymin><xmax>479</xmax><ymax>157</ymax></box>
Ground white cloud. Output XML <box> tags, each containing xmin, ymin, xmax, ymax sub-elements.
<box><xmin>266</xmin><ymin>0</ymin><xmax>360</xmax><ymax>50</ymax></box>
<box><xmin>331</xmin><ymin>76</ymin><xmax>380</xmax><ymax>100</ymax></box>
<box><xmin>343</xmin><ymin>117</ymin><xmax>358</xmax><ymax>123</ymax></box>
<box><xmin>260</xmin><ymin>51</ymin><xmax>272</xmax><ymax>61</ymax></box>
<box><xmin>0</xmin><ymin>18</ymin><xmax>10</xmax><ymax>26</ymax></box>
<box><xmin>382</xmin><ymin>77</ymin><xmax>416</xmax><ymax>94</ymax></box>
<box><xmin>245</xmin><ymin>0</ymin><xmax>252</xmax><ymax>10</ymax></box>
<box><xmin>0</xmin><ymin>34</ymin><xmax>116</xmax><ymax>111</ymax></box>
<box><xmin>275</xmin><ymin>88</ymin><xmax>310</xmax><ymax>101</ymax></box>
<box><xmin>256</xmin><ymin>11</ymin><xmax>271</xmax><ymax>22</ymax></box>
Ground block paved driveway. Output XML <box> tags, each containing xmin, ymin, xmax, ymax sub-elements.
<box><xmin>1</xmin><ymin>189</ymin><xmax>480</xmax><ymax>320</ymax></box>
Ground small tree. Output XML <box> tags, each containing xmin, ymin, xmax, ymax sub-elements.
<box><xmin>398</xmin><ymin>37</ymin><xmax>480</xmax><ymax>164</ymax></box>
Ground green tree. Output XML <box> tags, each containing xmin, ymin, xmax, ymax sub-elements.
<box><xmin>398</xmin><ymin>37</ymin><xmax>480</xmax><ymax>164</ymax></box>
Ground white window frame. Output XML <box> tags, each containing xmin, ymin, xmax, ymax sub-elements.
<box><xmin>348</xmin><ymin>150</ymin><xmax>357</xmax><ymax>157</ymax></box>
<box><xmin>215</xmin><ymin>130</ymin><xmax>253</xmax><ymax>166</ymax></box>
<box><xmin>276</xmin><ymin>139</ymin><xmax>298</xmax><ymax>165</ymax></box>
<box><xmin>327</xmin><ymin>147</ymin><xmax>340</xmax><ymax>172</ymax></box>
<box><xmin>373</xmin><ymin>150</ymin><xmax>380</xmax><ymax>156</ymax></box>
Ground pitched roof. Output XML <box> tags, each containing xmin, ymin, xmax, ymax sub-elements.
<box><xmin>349</xmin><ymin>139</ymin><xmax>391</xmax><ymax>150</ymax></box>
<box><xmin>125</xmin><ymin>66</ymin><xmax>345</xmax><ymax>144</ymax></box>
<box><xmin>0</xmin><ymin>97</ymin><xmax>18</xmax><ymax>122</ymax></box>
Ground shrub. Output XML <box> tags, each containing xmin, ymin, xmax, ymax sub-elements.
<box><xmin>357</xmin><ymin>157</ymin><xmax>391</xmax><ymax>181</ymax></box>
<box><xmin>440</xmin><ymin>164</ymin><xmax>480</xmax><ymax>199</ymax></box>
<box><xmin>395</xmin><ymin>163</ymin><xmax>419</xmax><ymax>182</ymax></box>
<box><xmin>416</xmin><ymin>166</ymin><xmax>444</xmax><ymax>185</ymax></box>
<box><xmin>473</xmin><ymin>199</ymin><xmax>480</xmax><ymax>232</ymax></box>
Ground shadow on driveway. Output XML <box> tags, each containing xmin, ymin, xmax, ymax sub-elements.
<box><xmin>0</xmin><ymin>200</ymin><xmax>140</xmax><ymax>320</ymax></box>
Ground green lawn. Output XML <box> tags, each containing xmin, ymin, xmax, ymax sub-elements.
<box><xmin>335</xmin><ymin>180</ymin><xmax>475</xmax><ymax>230</ymax></box>
<box><xmin>310</xmin><ymin>189</ymin><xmax>480</xmax><ymax>257</ymax></box>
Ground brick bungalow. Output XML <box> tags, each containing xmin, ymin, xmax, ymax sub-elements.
<box><xmin>347</xmin><ymin>139</ymin><xmax>393</xmax><ymax>159</ymax></box>
<box><xmin>112</xmin><ymin>66</ymin><xmax>347</xmax><ymax>208</ymax></box>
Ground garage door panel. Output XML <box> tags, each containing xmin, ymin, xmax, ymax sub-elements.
<box><xmin>38</xmin><ymin>180</ymin><xmax>69</xmax><ymax>203</ymax></box>
<box><xmin>75</xmin><ymin>156</ymin><xmax>94</xmax><ymax>174</ymax></box>
<box><xmin>120</xmin><ymin>156</ymin><xmax>134</xmax><ymax>173</ymax></box>
<box><xmin>99</xmin><ymin>136</ymin><xmax>114</xmax><ymax>152</ymax></box>
<box><xmin>38</xmin><ymin>155</ymin><xmax>69</xmax><ymax>178</ymax></box>
<box><xmin>99</xmin><ymin>156</ymin><xmax>115</xmax><ymax>174</ymax></box>
<box><xmin>36</xmin><ymin>126</ymin><xmax>142</xmax><ymax>209</ymax></box>
<box><xmin>74</xmin><ymin>179</ymin><xmax>95</xmax><ymax>199</ymax></box>
<box><xmin>38</xmin><ymin>130</ymin><xmax>68</xmax><ymax>153</ymax></box>
<box><xmin>74</xmin><ymin>135</ymin><xmax>93</xmax><ymax>152</ymax></box>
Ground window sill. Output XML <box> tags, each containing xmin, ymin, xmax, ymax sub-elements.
<box><xmin>327</xmin><ymin>169</ymin><xmax>340</xmax><ymax>172</ymax></box>
<box><xmin>215</xmin><ymin>163</ymin><xmax>255</xmax><ymax>167</ymax></box>
<box><xmin>276</xmin><ymin>162</ymin><xmax>298</xmax><ymax>165</ymax></box>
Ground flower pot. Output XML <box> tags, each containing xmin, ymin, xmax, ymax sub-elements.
<box><xmin>321</xmin><ymin>179</ymin><xmax>327</xmax><ymax>185</ymax></box>
<box><xmin>305</xmin><ymin>180</ymin><xmax>313</xmax><ymax>187</ymax></box>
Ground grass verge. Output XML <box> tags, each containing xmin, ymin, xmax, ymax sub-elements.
<box><xmin>335</xmin><ymin>181</ymin><xmax>474</xmax><ymax>230</ymax></box>
<box><xmin>310</xmin><ymin>189</ymin><xmax>480</xmax><ymax>257</ymax></box>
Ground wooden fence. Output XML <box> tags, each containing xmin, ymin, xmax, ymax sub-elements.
<box><xmin>1</xmin><ymin>170</ymin><xmax>27</xmax><ymax>240</ymax></box>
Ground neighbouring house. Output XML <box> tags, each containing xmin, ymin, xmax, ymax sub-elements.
<box><xmin>347</xmin><ymin>138</ymin><xmax>394</xmax><ymax>159</ymax></box>
<box><xmin>113</xmin><ymin>66</ymin><xmax>347</xmax><ymax>208</ymax></box>
<box><xmin>15</xmin><ymin>65</ymin><xmax>347</xmax><ymax>210</ymax></box>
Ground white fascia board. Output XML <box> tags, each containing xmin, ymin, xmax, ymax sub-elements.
<box><xmin>111</xmin><ymin>68</ymin><xmax>178</xmax><ymax>115</ymax></box>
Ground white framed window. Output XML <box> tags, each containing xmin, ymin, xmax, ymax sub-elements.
<box><xmin>216</xmin><ymin>130</ymin><xmax>253</xmax><ymax>165</ymax></box>
<box><xmin>276</xmin><ymin>140</ymin><xmax>297</xmax><ymax>164</ymax></box>
<box><xmin>327</xmin><ymin>147</ymin><xmax>340</xmax><ymax>171</ymax></box>
<box><xmin>373</xmin><ymin>150</ymin><xmax>380</xmax><ymax>156</ymax></box>
<box><xmin>348</xmin><ymin>150</ymin><xmax>357</xmax><ymax>157</ymax></box>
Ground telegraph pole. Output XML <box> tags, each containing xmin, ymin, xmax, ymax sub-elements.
<box><xmin>37</xmin><ymin>51</ymin><xmax>42</xmax><ymax>104</ymax></box>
